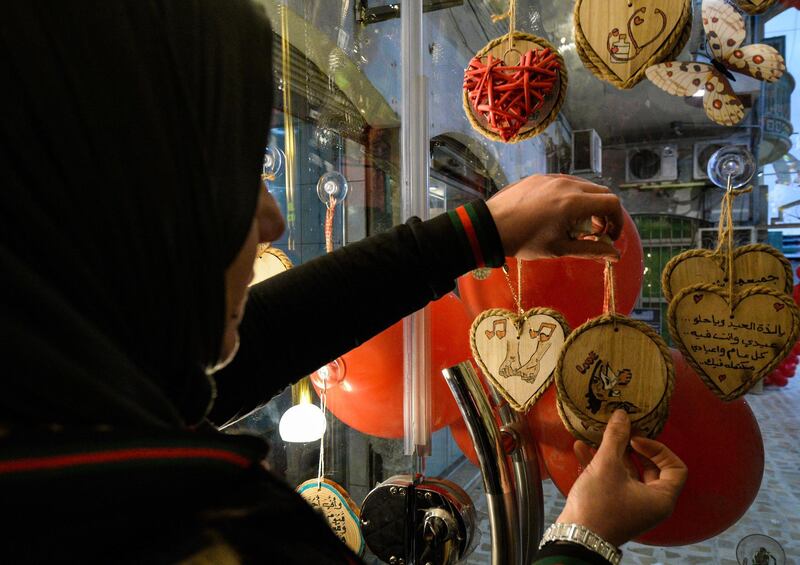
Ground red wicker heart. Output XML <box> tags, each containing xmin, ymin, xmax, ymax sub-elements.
<box><xmin>464</xmin><ymin>47</ymin><xmax>560</xmax><ymax>142</ymax></box>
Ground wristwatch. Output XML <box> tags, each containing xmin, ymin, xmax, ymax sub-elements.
<box><xmin>539</xmin><ymin>522</ymin><xmax>622</xmax><ymax>565</ymax></box>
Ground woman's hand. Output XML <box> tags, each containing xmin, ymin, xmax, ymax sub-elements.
<box><xmin>486</xmin><ymin>174</ymin><xmax>624</xmax><ymax>261</ymax></box>
<box><xmin>556</xmin><ymin>410</ymin><xmax>688</xmax><ymax>547</ymax></box>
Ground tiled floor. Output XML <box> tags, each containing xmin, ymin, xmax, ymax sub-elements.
<box><xmin>454</xmin><ymin>377</ymin><xmax>800</xmax><ymax>564</ymax></box>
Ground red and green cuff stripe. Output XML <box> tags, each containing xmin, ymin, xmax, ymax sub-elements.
<box><xmin>447</xmin><ymin>200</ymin><xmax>504</xmax><ymax>269</ymax></box>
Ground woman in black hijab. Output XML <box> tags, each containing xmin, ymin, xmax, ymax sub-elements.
<box><xmin>0</xmin><ymin>1</ymin><xmax>685</xmax><ymax>562</ymax></box>
<box><xmin>0</xmin><ymin>1</ymin><xmax>358</xmax><ymax>561</ymax></box>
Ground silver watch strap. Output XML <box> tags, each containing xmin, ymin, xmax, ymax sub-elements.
<box><xmin>539</xmin><ymin>522</ymin><xmax>622</xmax><ymax>565</ymax></box>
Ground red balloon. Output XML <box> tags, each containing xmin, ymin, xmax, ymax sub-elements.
<box><xmin>458</xmin><ymin>209</ymin><xmax>643</xmax><ymax>328</ymax></box>
<box><xmin>779</xmin><ymin>364</ymin><xmax>794</xmax><ymax>378</ymax></box>
<box><xmin>527</xmin><ymin>349</ymin><xmax>764</xmax><ymax>546</ymax></box>
<box><xmin>791</xmin><ymin>342</ymin><xmax>800</xmax><ymax>356</ymax></box>
<box><xmin>314</xmin><ymin>293</ymin><xmax>471</xmax><ymax>438</ymax></box>
<box><xmin>794</xmin><ymin>283</ymin><xmax>800</xmax><ymax>306</ymax></box>
<box><xmin>771</xmin><ymin>375</ymin><xmax>789</xmax><ymax>387</ymax></box>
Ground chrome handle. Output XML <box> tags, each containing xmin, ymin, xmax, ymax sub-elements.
<box><xmin>442</xmin><ymin>363</ymin><xmax>518</xmax><ymax>565</ymax></box>
<box><xmin>497</xmin><ymin>400</ymin><xmax>544</xmax><ymax>563</ymax></box>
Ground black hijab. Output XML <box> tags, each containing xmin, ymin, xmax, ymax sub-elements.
<box><xmin>0</xmin><ymin>0</ymin><xmax>274</xmax><ymax>428</ymax></box>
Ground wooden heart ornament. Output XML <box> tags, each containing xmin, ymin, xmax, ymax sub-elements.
<box><xmin>556</xmin><ymin>315</ymin><xmax>674</xmax><ymax>446</ymax></box>
<box><xmin>471</xmin><ymin>308</ymin><xmax>569</xmax><ymax>412</ymax></box>
<box><xmin>574</xmin><ymin>0</ymin><xmax>692</xmax><ymax>89</ymax></box>
<box><xmin>662</xmin><ymin>244</ymin><xmax>793</xmax><ymax>302</ymax></box>
<box><xmin>733</xmin><ymin>0</ymin><xmax>778</xmax><ymax>15</ymax></box>
<box><xmin>669</xmin><ymin>284</ymin><xmax>800</xmax><ymax>401</ymax></box>
<box><xmin>463</xmin><ymin>32</ymin><xmax>567</xmax><ymax>143</ymax></box>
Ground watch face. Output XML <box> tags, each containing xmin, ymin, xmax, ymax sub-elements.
<box><xmin>736</xmin><ymin>534</ymin><xmax>785</xmax><ymax>565</ymax></box>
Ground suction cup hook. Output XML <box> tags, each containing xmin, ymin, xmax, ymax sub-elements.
<box><xmin>707</xmin><ymin>145</ymin><xmax>755</xmax><ymax>190</ymax></box>
<box><xmin>262</xmin><ymin>146</ymin><xmax>285</xmax><ymax>182</ymax></box>
<box><xmin>736</xmin><ymin>534</ymin><xmax>785</xmax><ymax>565</ymax></box>
<box><xmin>316</xmin><ymin>171</ymin><xmax>349</xmax><ymax>207</ymax></box>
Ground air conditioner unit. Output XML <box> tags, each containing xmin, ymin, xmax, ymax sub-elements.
<box><xmin>625</xmin><ymin>144</ymin><xmax>678</xmax><ymax>183</ymax></box>
<box><xmin>571</xmin><ymin>129</ymin><xmax>602</xmax><ymax>177</ymax></box>
<box><xmin>693</xmin><ymin>139</ymin><xmax>750</xmax><ymax>180</ymax></box>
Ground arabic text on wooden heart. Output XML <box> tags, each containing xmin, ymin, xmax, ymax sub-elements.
<box><xmin>471</xmin><ymin>307</ymin><xmax>569</xmax><ymax>412</ymax></box>
<box><xmin>668</xmin><ymin>284</ymin><xmax>800</xmax><ymax>401</ymax></box>
<box><xmin>662</xmin><ymin>243</ymin><xmax>793</xmax><ymax>302</ymax></box>
<box><xmin>574</xmin><ymin>0</ymin><xmax>692</xmax><ymax>88</ymax></box>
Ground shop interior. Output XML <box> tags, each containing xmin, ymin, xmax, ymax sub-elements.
<box><xmin>228</xmin><ymin>1</ymin><xmax>800</xmax><ymax>563</ymax></box>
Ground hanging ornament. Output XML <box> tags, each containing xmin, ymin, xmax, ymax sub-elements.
<box><xmin>662</xmin><ymin>244</ymin><xmax>792</xmax><ymax>302</ymax></box>
<box><xmin>646</xmin><ymin>0</ymin><xmax>785</xmax><ymax>126</ymax></box>
<box><xmin>470</xmin><ymin>260</ymin><xmax>569</xmax><ymax>412</ymax></box>
<box><xmin>734</xmin><ymin>0</ymin><xmax>779</xmax><ymax>14</ymax></box>
<box><xmin>667</xmin><ymin>153</ymin><xmax>800</xmax><ymax>401</ymax></box>
<box><xmin>252</xmin><ymin>244</ymin><xmax>293</xmax><ymax>286</ymax></box>
<box><xmin>292</xmin><ymin>184</ymin><xmax>364</xmax><ymax>558</ymax></box>
<box><xmin>462</xmin><ymin>0</ymin><xmax>567</xmax><ymax>143</ymax></box>
<box><xmin>574</xmin><ymin>0</ymin><xmax>692</xmax><ymax>89</ymax></box>
<box><xmin>316</xmin><ymin>171</ymin><xmax>349</xmax><ymax>253</ymax></box>
<box><xmin>555</xmin><ymin>261</ymin><xmax>675</xmax><ymax>446</ymax></box>
<box><xmin>297</xmin><ymin>478</ymin><xmax>365</xmax><ymax>557</ymax></box>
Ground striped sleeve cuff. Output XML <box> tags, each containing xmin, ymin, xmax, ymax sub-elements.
<box><xmin>447</xmin><ymin>200</ymin><xmax>505</xmax><ymax>269</ymax></box>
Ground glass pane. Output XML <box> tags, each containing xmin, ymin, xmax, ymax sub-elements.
<box><xmin>225</xmin><ymin>1</ymin><xmax>800</xmax><ymax>563</ymax></box>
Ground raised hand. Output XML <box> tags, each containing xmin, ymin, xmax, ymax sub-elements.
<box><xmin>486</xmin><ymin>174</ymin><xmax>624</xmax><ymax>261</ymax></box>
<box><xmin>556</xmin><ymin>409</ymin><xmax>688</xmax><ymax>547</ymax></box>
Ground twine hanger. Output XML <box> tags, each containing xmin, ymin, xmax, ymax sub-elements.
<box><xmin>716</xmin><ymin>175</ymin><xmax>752</xmax><ymax>310</ymax></box>
<box><xmin>603</xmin><ymin>260</ymin><xmax>618</xmax><ymax>330</ymax></box>
<box><xmin>502</xmin><ymin>258</ymin><xmax>525</xmax><ymax>317</ymax></box>
<box><xmin>491</xmin><ymin>0</ymin><xmax>517</xmax><ymax>54</ymax></box>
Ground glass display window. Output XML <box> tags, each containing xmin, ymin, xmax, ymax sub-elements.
<box><xmin>227</xmin><ymin>1</ymin><xmax>800</xmax><ymax>563</ymax></box>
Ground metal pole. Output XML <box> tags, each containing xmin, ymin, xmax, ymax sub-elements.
<box><xmin>401</xmin><ymin>0</ymin><xmax>432</xmax><ymax>460</ymax></box>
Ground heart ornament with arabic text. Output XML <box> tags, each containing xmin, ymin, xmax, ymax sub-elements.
<box><xmin>470</xmin><ymin>308</ymin><xmax>569</xmax><ymax>412</ymax></box>
<box><xmin>574</xmin><ymin>0</ymin><xmax>692</xmax><ymax>88</ymax></box>
<box><xmin>668</xmin><ymin>284</ymin><xmax>800</xmax><ymax>401</ymax></box>
<box><xmin>463</xmin><ymin>32</ymin><xmax>566</xmax><ymax>143</ymax></box>
<box><xmin>662</xmin><ymin>243</ymin><xmax>793</xmax><ymax>302</ymax></box>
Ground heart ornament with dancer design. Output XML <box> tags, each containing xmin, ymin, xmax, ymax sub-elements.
<box><xmin>471</xmin><ymin>308</ymin><xmax>569</xmax><ymax>412</ymax></box>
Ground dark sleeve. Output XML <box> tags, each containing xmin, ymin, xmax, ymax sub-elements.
<box><xmin>209</xmin><ymin>200</ymin><xmax>503</xmax><ymax>425</ymax></box>
<box><xmin>533</xmin><ymin>542</ymin><xmax>614</xmax><ymax>565</ymax></box>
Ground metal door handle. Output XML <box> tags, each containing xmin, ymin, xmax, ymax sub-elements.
<box><xmin>443</xmin><ymin>362</ymin><xmax>543</xmax><ymax>565</ymax></box>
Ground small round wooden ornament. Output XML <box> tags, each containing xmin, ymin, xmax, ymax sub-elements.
<box><xmin>251</xmin><ymin>243</ymin><xmax>292</xmax><ymax>286</ymax></box>
<box><xmin>555</xmin><ymin>262</ymin><xmax>675</xmax><ymax>446</ymax></box>
<box><xmin>556</xmin><ymin>314</ymin><xmax>674</xmax><ymax>446</ymax></box>
<box><xmin>297</xmin><ymin>478</ymin><xmax>365</xmax><ymax>557</ymax></box>
<box><xmin>733</xmin><ymin>0</ymin><xmax>778</xmax><ymax>14</ymax></box>
<box><xmin>462</xmin><ymin>31</ymin><xmax>567</xmax><ymax>143</ymax></box>
<box><xmin>574</xmin><ymin>0</ymin><xmax>693</xmax><ymax>89</ymax></box>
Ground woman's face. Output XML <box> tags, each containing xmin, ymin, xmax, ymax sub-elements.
<box><xmin>218</xmin><ymin>186</ymin><xmax>285</xmax><ymax>369</ymax></box>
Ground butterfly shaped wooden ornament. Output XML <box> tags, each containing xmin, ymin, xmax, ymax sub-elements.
<box><xmin>645</xmin><ymin>0</ymin><xmax>785</xmax><ymax>126</ymax></box>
